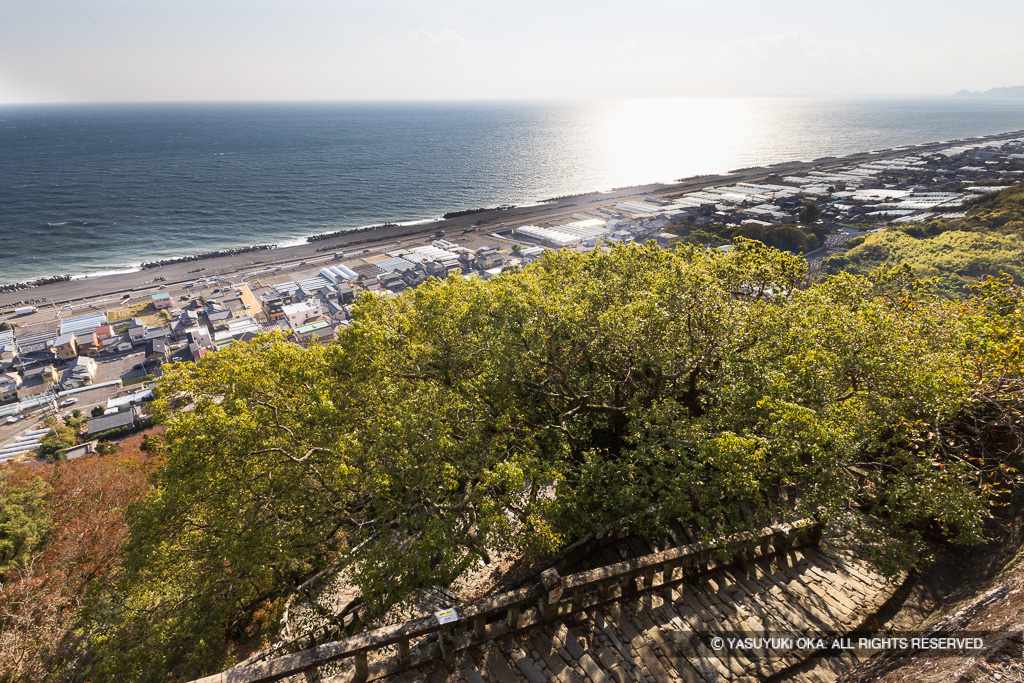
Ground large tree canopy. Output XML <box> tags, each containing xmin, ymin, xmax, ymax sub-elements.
<box><xmin>88</xmin><ymin>241</ymin><xmax>1023</xmax><ymax>681</ymax></box>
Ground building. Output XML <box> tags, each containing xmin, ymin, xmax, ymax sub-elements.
<box><xmin>84</xmin><ymin>408</ymin><xmax>137</xmax><ymax>439</ymax></box>
<box><xmin>206</xmin><ymin>302</ymin><xmax>232</xmax><ymax>323</ymax></box>
<box><xmin>60</xmin><ymin>356</ymin><xmax>97</xmax><ymax>390</ymax></box>
<box><xmin>293</xmin><ymin>320</ymin><xmax>335</xmax><ymax>344</ymax></box>
<box><xmin>0</xmin><ymin>342</ymin><xmax>17</xmax><ymax>370</ymax></box>
<box><xmin>62</xmin><ymin>440</ymin><xmax>98</xmax><ymax>460</ymax></box>
<box><xmin>263</xmin><ymin>294</ymin><xmax>287</xmax><ymax>320</ymax></box>
<box><xmin>51</xmin><ymin>332</ymin><xmax>79</xmax><ymax>361</ymax></box>
<box><xmin>281</xmin><ymin>300</ymin><xmax>323</xmax><ymax>330</ymax></box>
<box><xmin>144</xmin><ymin>338</ymin><xmax>169</xmax><ymax>363</ymax></box>
<box><xmin>23</xmin><ymin>364</ymin><xmax>58</xmax><ymax>384</ymax></box>
<box><xmin>336</xmin><ymin>283</ymin><xmax>356</xmax><ymax>304</ymax></box>
<box><xmin>75</xmin><ymin>331</ymin><xmax>101</xmax><ymax>357</ymax></box>
<box><xmin>0</xmin><ymin>371</ymin><xmax>22</xmax><ymax>398</ymax></box>
<box><xmin>151</xmin><ymin>292</ymin><xmax>173</xmax><ymax>310</ymax></box>
<box><xmin>128</xmin><ymin>319</ymin><xmax>147</xmax><ymax>342</ymax></box>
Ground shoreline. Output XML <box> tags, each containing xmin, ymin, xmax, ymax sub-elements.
<box><xmin>2</xmin><ymin>128</ymin><xmax>1022</xmax><ymax>309</ymax></box>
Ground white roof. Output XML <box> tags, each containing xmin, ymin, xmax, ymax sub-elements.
<box><xmin>60</xmin><ymin>311</ymin><xmax>107</xmax><ymax>336</ymax></box>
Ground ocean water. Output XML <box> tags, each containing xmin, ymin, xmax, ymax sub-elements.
<box><xmin>2</xmin><ymin>98</ymin><xmax>1024</xmax><ymax>284</ymax></box>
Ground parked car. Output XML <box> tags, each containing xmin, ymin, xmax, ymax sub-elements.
<box><xmin>5</xmin><ymin>415</ymin><xmax>22</xmax><ymax>424</ymax></box>
<box><xmin>58</xmin><ymin>398</ymin><xmax>78</xmax><ymax>408</ymax></box>
<box><xmin>180</xmin><ymin>295</ymin><xmax>190</xmax><ymax>301</ymax></box>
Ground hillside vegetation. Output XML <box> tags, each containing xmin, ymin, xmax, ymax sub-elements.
<box><xmin>666</xmin><ymin>216</ymin><xmax>826</xmax><ymax>253</ymax></box>
<box><xmin>822</xmin><ymin>182</ymin><xmax>1024</xmax><ymax>296</ymax></box>
<box><xmin>4</xmin><ymin>242</ymin><xmax>1024</xmax><ymax>682</ymax></box>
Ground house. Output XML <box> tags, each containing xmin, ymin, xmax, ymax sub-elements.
<box><xmin>336</xmin><ymin>282</ymin><xmax>356</xmax><ymax>304</ymax></box>
<box><xmin>103</xmin><ymin>334</ymin><xmax>134</xmax><ymax>353</ymax></box>
<box><xmin>142</xmin><ymin>326</ymin><xmax>172</xmax><ymax>344</ymax></box>
<box><xmin>94</xmin><ymin>324</ymin><xmax>114</xmax><ymax>342</ymax></box>
<box><xmin>23</xmin><ymin>364</ymin><xmax>58</xmax><ymax>384</ymax></box>
<box><xmin>172</xmin><ymin>310</ymin><xmax>200</xmax><ymax>339</ymax></box>
<box><xmin>401</xmin><ymin>267</ymin><xmax>429</xmax><ymax>288</ymax></box>
<box><xmin>60</xmin><ymin>356</ymin><xmax>97</xmax><ymax>390</ymax></box>
<box><xmin>206</xmin><ymin>302</ymin><xmax>232</xmax><ymax>323</ymax></box>
<box><xmin>0</xmin><ymin>343</ymin><xmax>17</xmax><ymax>370</ymax></box>
<box><xmin>221</xmin><ymin>296</ymin><xmax>249</xmax><ymax>319</ymax></box>
<box><xmin>75</xmin><ymin>331</ymin><xmax>100</xmax><ymax>357</ymax></box>
<box><xmin>476</xmin><ymin>250</ymin><xmax>505</xmax><ymax>270</ymax></box>
<box><xmin>322</xmin><ymin>299</ymin><xmax>349</xmax><ymax>321</ymax></box>
<box><xmin>378</xmin><ymin>273</ymin><xmax>407</xmax><ymax>292</ymax></box>
<box><xmin>0</xmin><ymin>371</ymin><xmax>22</xmax><ymax>398</ymax></box>
<box><xmin>184</xmin><ymin>326</ymin><xmax>214</xmax><ymax>351</ymax></box>
<box><xmin>84</xmin><ymin>408</ymin><xmax>137</xmax><ymax>439</ymax></box>
<box><xmin>144</xmin><ymin>338</ymin><xmax>169</xmax><ymax>363</ymax></box>
<box><xmin>127</xmin><ymin>319</ymin><xmax>147</xmax><ymax>342</ymax></box>
<box><xmin>63</xmin><ymin>440</ymin><xmax>99</xmax><ymax>460</ymax></box>
<box><xmin>52</xmin><ymin>332</ymin><xmax>79</xmax><ymax>361</ymax></box>
<box><xmin>151</xmin><ymin>292</ymin><xmax>173</xmax><ymax>310</ymax></box>
<box><xmin>293</xmin><ymin>320</ymin><xmax>335</xmax><ymax>344</ymax></box>
<box><xmin>262</xmin><ymin>294</ymin><xmax>287</xmax><ymax>320</ymax></box>
<box><xmin>281</xmin><ymin>300</ymin><xmax>323</xmax><ymax>330</ymax></box>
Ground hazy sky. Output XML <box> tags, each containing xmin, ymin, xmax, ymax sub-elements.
<box><xmin>1</xmin><ymin>0</ymin><xmax>1022</xmax><ymax>104</ymax></box>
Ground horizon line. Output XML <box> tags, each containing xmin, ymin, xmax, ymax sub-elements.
<box><xmin>0</xmin><ymin>93</ymin><xmax>984</xmax><ymax>107</ymax></box>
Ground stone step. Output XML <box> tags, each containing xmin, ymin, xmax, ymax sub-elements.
<box><xmin>343</xmin><ymin>538</ymin><xmax>903</xmax><ymax>683</ymax></box>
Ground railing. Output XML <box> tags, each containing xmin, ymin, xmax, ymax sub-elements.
<box><xmin>191</xmin><ymin>519</ymin><xmax>820</xmax><ymax>683</ymax></box>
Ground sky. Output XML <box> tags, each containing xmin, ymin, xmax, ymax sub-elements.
<box><xmin>1</xmin><ymin>0</ymin><xmax>1023</xmax><ymax>104</ymax></box>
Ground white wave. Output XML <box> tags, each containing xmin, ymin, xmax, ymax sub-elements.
<box><xmin>275</xmin><ymin>236</ymin><xmax>309</xmax><ymax>248</ymax></box>
<box><xmin>70</xmin><ymin>265</ymin><xmax>143</xmax><ymax>280</ymax></box>
<box><xmin>394</xmin><ymin>215</ymin><xmax>444</xmax><ymax>227</ymax></box>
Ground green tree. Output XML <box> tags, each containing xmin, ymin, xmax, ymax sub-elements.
<box><xmin>34</xmin><ymin>418</ymin><xmax>80</xmax><ymax>461</ymax></box>
<box><xmin>92</xmin><ymin>405</ymin><xmax>106</xmax><ymax>418</ymax></box>
<box><xmin>799</xmin><ymin>202</ymin><xmax>822</xmax><ymax>225</ymax></box>
<box><xmin>88</xmin><ymin>241</ymin><xmax>1020</xmax><ymax>681</ymax></box>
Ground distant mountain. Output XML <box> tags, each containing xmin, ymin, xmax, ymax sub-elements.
<box><xmin>954</xmin><ymin>86</ymin><xmax>1024</xmax><ymax>98</ymax></box>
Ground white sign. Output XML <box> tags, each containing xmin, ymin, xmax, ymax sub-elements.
<box><xmin>435</xmin><ymin>608</ymin><xmax>458</xmax><ymax>625</ymax></box>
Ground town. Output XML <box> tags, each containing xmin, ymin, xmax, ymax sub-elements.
<box><xmin>2</xmin><ymin>132</ymin><xmax>1023</xmax><ymax>463</ymax></box>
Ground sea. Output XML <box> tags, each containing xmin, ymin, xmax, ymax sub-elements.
<box><xmin>2</xmin><ymin>97</ymin><xmax>1024</xmax><ymax>285</ymax></box>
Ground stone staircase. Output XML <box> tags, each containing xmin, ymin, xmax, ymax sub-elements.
<box><xmin>192</xmin><ymin>522</ymin><xmax>904</xmax><ymax>683</ymax></box>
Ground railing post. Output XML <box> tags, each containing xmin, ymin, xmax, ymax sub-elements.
<box><xmin>474</xmin><ymin>614</ymin><xmax>486</xmax><ymax>640</ymax></box>
<box><xmin>507</xmin><ymin>605</ymin><xmax>521</xmax><ymax>629</ymax></box>
<box><xmin>398</xmin><ymin>638</ymin><xmax>412</xmax><ymax>668</ymax></box>
<box><xmin>355</xmin><ymin>652</ymin><xmax>368</xmax><ymax>681</ymax></box>
<box><xmin>439</xmin><ymin>624</ymin><xmax>455</xmax><ymax>670</ymax></box>
<box><xmin>662</xmin><ymin>560</ymin><xmax>675</xmax><ymax>600</ymax></box>
<box><xmin>539</xmin><ymin>568</ymin><xmax>563</xmax><ymax>621</ymax></box>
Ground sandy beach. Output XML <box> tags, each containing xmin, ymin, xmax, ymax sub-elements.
<box><xmin>1</xmin><ymin>131</ymin><xmax>1019</xmax><ymax>311</ymax></box>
